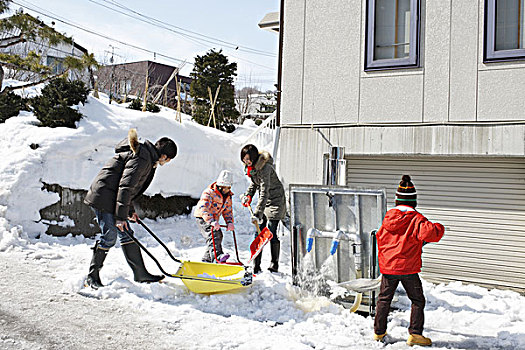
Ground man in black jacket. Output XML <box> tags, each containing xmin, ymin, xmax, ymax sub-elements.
<box><xmin>84</xmin><ymin>128</ymin><xmax>177</xmax><ymax>289</ymax></box>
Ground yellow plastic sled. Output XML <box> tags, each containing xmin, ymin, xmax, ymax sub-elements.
<box><xmin>175</xmin><ymin>261</ymin><xmax>251</xmax><ymax>295</ymax></box>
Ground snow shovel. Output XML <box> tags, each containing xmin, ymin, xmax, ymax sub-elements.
<box><xmin>124</xmin><ymin>219</ymin><xmax>252</xmax><ymax>294</ymax></box>
<box><xmin>334</xmin><ymin>276</ymin><xmax>382</xmax><ymax>293</ymax></box>
<box><xmin>247</xmin><ymin>206</ymin><xmax>273</xmax><ymax>264</ymax></box>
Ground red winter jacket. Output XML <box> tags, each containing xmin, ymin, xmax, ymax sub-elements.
<box><xmin>376</xmin><ymin>205</ymin><xmax>445</xmax><ymax>275</ymax></box>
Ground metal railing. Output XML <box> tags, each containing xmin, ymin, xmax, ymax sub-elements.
<box><xmin>242</xmin><ymin>113</ymin><xmax>280</xmax><ymax>160</ymax></box>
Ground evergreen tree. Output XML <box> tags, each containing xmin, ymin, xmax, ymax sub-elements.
<box><xmin>190</xmin><ymin>49</ymin><xmax>239</xmax><ymax>131</ymax></box>
<box><xmin>0</xmin><ymin>2</ymin><xmax>98</xmax><ymax>94</ymax></box>
<box><xmin>0</xmin><ymin>90</ymin><xmax>27</xmax><ymax>123</ymax></box>
<box><xmin>127</xmin><ymin>98</ymin><xmax>143</xmax><ymax>111</ymax></box>
<box><xmin>31</xmin><ymin>78</ymin><xmax>89</xmax><ymax>128</ymax></box>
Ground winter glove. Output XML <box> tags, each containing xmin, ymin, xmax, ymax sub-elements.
<box><xmin>211</xmin><ymin>221</ymin><xmax>221</xmax><ymax>231</ymax></box>
<box><xmin>251</xmin><ymin>214</ymin><xmax>263</xmax><ymax>225</ymax></box>
<box><xmin>128</xmin><ymin>212</ymin><xmax>140</xmax><ymax>223</ymax></box>
<box><xmin>240</xmin><ymin>194</ymin><xmax>252</xmax><ymax>207</ymax></box>
<box><xmin>226</xmin><ymin>223</ymin><xmax>235</xmax><ymax>231</ymax></box>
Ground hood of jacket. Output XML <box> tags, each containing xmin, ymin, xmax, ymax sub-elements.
<box><xmin>381</xmin><ymin>206</ymin><xmax>418</xmax><ymax>234</ymax></box>
<box><xmin>114</xmin><ymin>128</ymin><xmax>159</xmax><ymax>163</ymax></box>
<box><xmin>254</xmin><ymin>150</ymin><xmax>272</xmax><ymax>171</ymax></box>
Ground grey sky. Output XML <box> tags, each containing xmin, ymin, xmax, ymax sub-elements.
<box><xmin>7</xmin><ymin>0</ymin><xmax>280</xmax><ymax>90</ymax></box>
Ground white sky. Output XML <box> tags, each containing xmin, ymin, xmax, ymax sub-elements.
<box><xmin>5</xmin><ymin>0</ymin><xmax>280</xmax><ymax>91</ymax></box>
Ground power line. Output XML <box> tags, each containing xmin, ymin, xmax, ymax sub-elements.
<box><xmin>83</xmin><ymin>0</ymin><xmax>277</xmax><ymax>71</ymax></box>
<box><xmin>11</xmin><ymin>0</ymin><xmax>191</xmax><ymax>67</ymax></box>
<box><xmin>90</xmin><ymin>0</ymin><xmax>276</xmax><ymax>58</ymax></box>
<box><xmin>12</xmin><ymin>0</ymin><xmax>276</xmax><ymax>73</ymax></box>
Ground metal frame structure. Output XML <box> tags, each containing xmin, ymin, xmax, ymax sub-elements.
<box><xmin>289</xmin><ymin>185</ymin><xmax>386</xmax><ymax>313</ymax></box>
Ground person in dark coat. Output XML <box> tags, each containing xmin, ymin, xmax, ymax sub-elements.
<box><xmin>240</xmin><ymin>144</ymin><xmax>286</xmax><ymax>274</ymax></box>
<box><xmin>373</xmin><ymin>175</ymin><xmax>445</xmax><ymax>347</ymax></box>
<box><xmin>84</xmin><ymin>128</ymin><xmax>177</xmax><ymax>289</ymax></box>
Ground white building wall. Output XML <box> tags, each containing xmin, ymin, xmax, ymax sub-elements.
<box><xmin>302</xmin><ymin>0</ymin><xmax>361</xmax><ymax>125</ymax></box>
<box><xmin>423</xmin><ymin>0</ymin><xmax>450</xmax><ymax>122</ymax></box>
<box><xmin>279</xmin><ymin>0</ymin><xmax>525</xmax><ymax>185</ymax></box>
<box><xmin>448</xmin><ymin>0</ymin><xmax>479</xmax><ymax>122</ymax></box>
<box><xmin>359</xmin><ymin>74</ymin><xmax>423</xmax><ymax>123</ymax></box>
<box><xmin>281</xmin><ymin>0</ymin><xmax>306</xmax><ymax>125</ymax></box>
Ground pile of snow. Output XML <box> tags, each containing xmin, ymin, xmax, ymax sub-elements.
<box><xmin>1</xmin><ymin>80</ymin><xmax>525</xmax><ymax>349</ymax></box>
<box><xmin>0</xmin><ymin>81</ymin><xmax>256</xmax><ymax>235</ymax></box>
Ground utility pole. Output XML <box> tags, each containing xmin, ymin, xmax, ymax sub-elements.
<box><xmin>109</xmin><ymin>45</ymin><xmax>116</xmax><ymax>104</ymax></box>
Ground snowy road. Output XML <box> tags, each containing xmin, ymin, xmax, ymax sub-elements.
<box><xmin>0</xmin><ymin>253</ymin><xmax>182</xmax><ymax>350</ymax></box>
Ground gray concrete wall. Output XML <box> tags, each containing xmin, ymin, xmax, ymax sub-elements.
<box><xmin>278</xmin><ymin>125</ymin><xmax>525</xmax><ymax>189</ymax></box>
<box><xmin>39</xmin><ymin>183</ymin><xmax>197</xmax><ymax>237</ymax></box>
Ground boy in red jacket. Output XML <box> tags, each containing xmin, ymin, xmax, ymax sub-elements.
<box><xmin>374</xmin><ymin>175</ymin><xmax>444</xmax><ymax>347</ymax></box>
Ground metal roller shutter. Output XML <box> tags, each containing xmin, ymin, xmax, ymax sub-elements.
<box><xmin>346</xmin><ymin>156</ymin><xmax>525</xmax><ymax>292</ymax></box>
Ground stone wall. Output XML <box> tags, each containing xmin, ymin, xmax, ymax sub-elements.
<box><xmin>39</xmin><ymin>183</ymin><xmax>198</xmax><ymax>237</ymax></box>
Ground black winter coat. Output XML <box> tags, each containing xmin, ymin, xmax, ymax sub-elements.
<box><xmin>84</xmin><ymin>137</ymin><xmax>159</xmax><ymax>220</ymax></box>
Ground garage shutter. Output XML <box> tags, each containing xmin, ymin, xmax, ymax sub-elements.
<box><xmin>346</xmin><ymin>156</ymin><xmax>525</xmax><ymax>292</ymax></box>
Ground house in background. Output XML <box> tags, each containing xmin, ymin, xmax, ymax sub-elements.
<box><xmin>235</xmin><ymin>91</ymin><xmax>277</xmax><ymax>122</ymax></box>
<box><xmin>0</xmin><ymin>13</ymin><xmax>91</xmax><ymax>85</ymax></box>
<box><xmin>96</xmin><ymin>60</ymin><xmax>192</xmax><ymax>110</ymax></box>
<box><xmin>266</xmin><ymin>0</ymin><xmax>525</xmax><ymax>293</ymax></box>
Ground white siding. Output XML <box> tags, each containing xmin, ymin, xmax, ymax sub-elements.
<box><xmin>346</xmin><ymin>156</ymin><xmax>525</xmax><ymax>292</ymax></box>
<box><xmin>359</xmin><ymin>74</ymin><xmax>424</xmax><ymax>123</ymax></box>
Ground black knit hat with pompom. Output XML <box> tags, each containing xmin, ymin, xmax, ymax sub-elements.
<box><xmin>395</xmin><ymin>174</ymin><xmax>417</xmax><ymax>208</ymax></box>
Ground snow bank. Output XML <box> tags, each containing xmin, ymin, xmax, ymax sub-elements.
<box><xmin>0</xmin><ymin>85</ymin><xmax>256</xmax><ymax>235</ymax></box>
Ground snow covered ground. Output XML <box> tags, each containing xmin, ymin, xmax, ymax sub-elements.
<box><xmin>1</xmin><ymin>81</ymin><xmax>525</xmax><ymax>349</ymax></box>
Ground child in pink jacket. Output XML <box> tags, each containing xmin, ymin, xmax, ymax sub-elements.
<box><xmin>194</xmin><ymin>170</ymin><xmax>235</xmax><ymax>263</ymax></box>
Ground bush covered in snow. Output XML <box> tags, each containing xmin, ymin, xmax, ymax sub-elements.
<box><xmin>127</xmin><ymin>97</ymin><xmax>143</xmax><ymax>110</ymax></box>
<box><xmin>146</xmin><ymin>101</ymin><xmax>160</xmax><ymax>113</ymax></box>
<box><xmin>127</xmin><ymin>98</ymin><xmax>161</xmax><ymax>113</ymax></box>
<box><xmin>31</xmin><ymin>78</ymin><xmax>89</xmax><ymax>128</ymax></box>
<box><xmin>0</xmin><ymin>90</ymin><xmax>28</xmax><ymax>123</ymax></box>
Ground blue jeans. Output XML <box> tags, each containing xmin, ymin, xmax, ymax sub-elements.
<box><xmin>92</xmin><ymin>208</ymin><xmax>134</xmax><ymax>249</ymax></box>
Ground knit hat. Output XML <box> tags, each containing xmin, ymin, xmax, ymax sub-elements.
<box><xmin>395</xmin><ymin>174</ymin><xmax>417</xmax><ymax>207</ymax></box>
<box><xmin>216</xmin><ymin>170</ymin><xmax>233</xmax><ymax>187</ymax></box>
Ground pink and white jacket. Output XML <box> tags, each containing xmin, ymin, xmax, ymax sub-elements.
<box><xmin>194</xmin><ymin>182</ymin><xmax>234</xmax><ymax>225</ymax></box>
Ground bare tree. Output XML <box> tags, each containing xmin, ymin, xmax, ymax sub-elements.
<box><xmin>235</xmin><ymin>86</ymin><xmax>262</xmax><ymax>116</ymax></box>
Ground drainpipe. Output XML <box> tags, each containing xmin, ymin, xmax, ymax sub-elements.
<box><xmin>276</xmin><ymin>0</ymin><xmax>284</xmax><ymax>127</ymax></box>
<box><xmin>323</xmin><ymin>146</ymin><xmax>347</xmax><ymax>186</ymax></box>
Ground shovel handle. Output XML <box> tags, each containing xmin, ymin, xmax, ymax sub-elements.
<box><xmin>136</xmin><ymin>219</ymin><xmax>182</xmax><ymax>263</ymax></box>
<box><xmin>247</xmin><ymin>206</ymin><xmax>261</xmax><ymax>235</ymax></box>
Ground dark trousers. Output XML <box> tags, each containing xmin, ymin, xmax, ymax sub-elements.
<box><xmin>196</xmin><ymin>217</ymin><xmax>224</xmax><ymax>262</ymax></box>
<box><xmin>259</xmin><ymin>215</ymin><xmax>280</xmax><ymax>244</ymax></box>
<box><xmin>374</xmin><ymin>273</ymin><xmax>425</xmax><ymax>335</ymax></box>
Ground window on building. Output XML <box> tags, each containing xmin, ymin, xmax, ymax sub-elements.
<box><xmin>46</xmin><ymin>56</ymin><xmax>65</xmax><ymax>74</ymax></box>
<box><xmin>119</xmin><ymin>79</ymin><xmax>132</xmax><ymax>95</ymax></box>
<box><xmin>485</xmin><ymin>0</ymin><xmax>525</xmax><ymax>61</ymax></box>
<box><xmin>365</xmin><ymin>0</ymin><xmax>420</xmax><ymax>70</ymax></box>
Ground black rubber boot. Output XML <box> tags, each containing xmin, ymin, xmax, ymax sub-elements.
<box><xmin>86</xmin><ymin>241</ymin><xmax>108</xmax><ymax>290</ymax></box>
<box><xmin>121</xmin><ymin>242</ymin><xmax>164</xmax><ymax>283</ymax></box>
<box><xmin>268</xmin><ymin>241</ymin><xmax>280</xmax><ymax>273</ymax></box>
<box><xmin>253</xmin><ymin>252</ymin><xmax>263</xmax><ymax>274</ymax></box>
